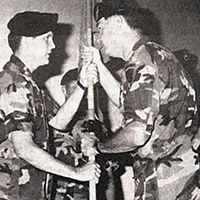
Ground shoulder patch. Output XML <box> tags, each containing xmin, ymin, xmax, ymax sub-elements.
<box><xmin>145</xmin><ymin>43</ymin><xmax>174</xmax><ymax>65</ymax></box>
<box><xmin>0</xmin><ymin>71</ymin><xmax>15</xmax><ymax>90</ymax></box>
<box><xmin>0</xmin><ymin>70</ymin><xmax>26</xmax><ymax>94</ymax></box>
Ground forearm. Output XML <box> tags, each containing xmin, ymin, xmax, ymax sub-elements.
<box><xmin>98</xmin><ymin>134</ymin><xmax>137</xmax><ymax>153</ymax></box>
<box><xmin>12</xmin><ymin>132</ymin><xmax>83</xmax><ymax>180</ymax></box>
<box><xmin>98</xmin><ymin>62</ymin><xmax>121</xmax><ymax>107</ymax></box>
<box><xmin>49</xmin><ymin>85</ymin><xmax>85</xmax><ymax>130</ymax></box>
<box><xmin>98</xmin><ymin>121</ymin><xmax>150</xmax><ymax>153</ymax></box>
<box><xmin>21</xmin><ymin>142</ymin><xmax>78</xmax><ymax>178</ymax></box>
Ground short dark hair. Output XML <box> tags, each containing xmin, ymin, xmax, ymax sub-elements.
<box><xmin>8</xmin><ymin>33</ymin><xmax>22</xmax><ymax>52</ymax></box>
<box><xmin>95</xmin><ymin>0</ymin><xmax>162</xmax><ymax>42</ymax></box>
<box><xmin>122</xmin><ymin>7</ymin><xmax>162</xmax><ymax>42</ymax></box>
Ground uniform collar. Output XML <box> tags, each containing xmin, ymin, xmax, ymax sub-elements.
<box><xmin>132</xmin><ymin>36</ymin><xmax>150</xmax><ymax>52</ymax></box>
<box><xmin>127</xmin><ymin>36</ymin><xmax>150</xmax><ymax>62</ymax></box>
<box><xmin>5</xmin><ymin>55</ymin><xmax>32</xmax><ymax>77</ymax></box>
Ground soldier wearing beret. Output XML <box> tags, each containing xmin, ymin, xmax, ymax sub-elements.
<box><xmin>81</xmin><ymin>0</ymin><xmax>200</xmax><ymax>199</ymax></box>
<box><xmin>0</xmin><ymin>11</ymin><xmax>100</xmax><ymax>200</ymax></box>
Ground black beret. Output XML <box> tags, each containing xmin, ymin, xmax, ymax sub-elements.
<box><xmin>94</xmin><ymin>0</ymin><xmax>139</xmax><ymax>22</ymax></box>
<box><xmin>7</xmin><ymin>11</ymin><xmax>58</xmax><ymax>37</ymax></box>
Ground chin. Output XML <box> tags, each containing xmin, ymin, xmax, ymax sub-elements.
<box><xmin>40</xmin><ymin>59</ymin><xmax>50</xmax><ymax>66</ymax></box>
<box><xmin>106</xmin><ymin>51</ymin><xmax>116</xmax><ymax>58</ymax></box>
<box><xmin>104</xmin><ymin>48</ymin><xmax>111</xmax><ymax>56</ymax></box>
<box><xmin>104</xmin><ymin>47</ymin><xmax>116</xmax><ymax>57</ymax></box>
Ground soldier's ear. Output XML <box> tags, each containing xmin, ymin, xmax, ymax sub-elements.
<box><xmin>116</xmin><ymin>15</ymin><xmax>124</xmax><ymax>24</ymax></box>
<box><xmin>111</xmin><ymin>15</ymin><xmax>126</xmax><ymax>28</ymax></box>
<box><xmin>21</xmin><ymin>36</ymin><xmax>34</xmax><ymax>46</ymax></box>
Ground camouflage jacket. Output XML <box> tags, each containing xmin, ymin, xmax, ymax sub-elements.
<box><xmin>120</xmin><ymin>38</ymin><xmax>199</xmax><ymax>199</ymax></box>
<box><xmin>0</xmin><ymin>55</ymin><xmax>57</xmax><ymax>200</ymax></box>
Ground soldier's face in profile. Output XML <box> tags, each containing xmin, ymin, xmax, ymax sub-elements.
<box><xmin>97</xmin><ymin>16</ymin><xmax>121</xmax><ymax>57</ymax></box>
<box><xmin>28</xmin><ymin>31</ymin><xmax>55</xmax><ymax>66</ymax></box>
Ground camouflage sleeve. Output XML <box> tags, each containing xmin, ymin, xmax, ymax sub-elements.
<box><xmin>123</xmin><ymin>63</ymin><xmax>166</xmax><ymax>131</ymax></box>
<box><xmin>42</xmin><ymin>90</ymin><xmax>60</xmax><ymax>120</ymax></box>
<box><xmin>0</xmin><ymin>83</ymin><xmax>33</xmax><ymax>142</ymax></box>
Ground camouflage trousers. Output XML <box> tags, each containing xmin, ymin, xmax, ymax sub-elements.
<box><xmin>51</xmin><ymin>131</ymin><xmax>89</xmax><ymax>200</ymax></box>
<box><xmin>51</xmin><ymin>177</ymin><xmax>88</xmax><ymax>200</ymax></box>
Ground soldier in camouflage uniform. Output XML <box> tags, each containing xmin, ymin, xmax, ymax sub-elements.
<box><xmin>0</xmin><ymin>11</ymin><xmax>100</xmax><ymax>200</ymax></box>
<box><xmin>52</xmin><ymin>68</ymin><xmax>123</xmax><ymax>200</ymax></box>
<box><xmin>51</xmin><ymin>69</ymin><xmax>89</xmax><ymax>200</ymax></box>
<box><xmin>81</xmin><ymin>1</ymin><xmax>200</xmax><ymax>199</ymax></box>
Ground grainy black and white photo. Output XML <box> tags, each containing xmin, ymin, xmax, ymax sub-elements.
<box><xmin>0</xmin><ymin>0</ymin><xmax>199</xmax><ymax>199</ymax></box>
